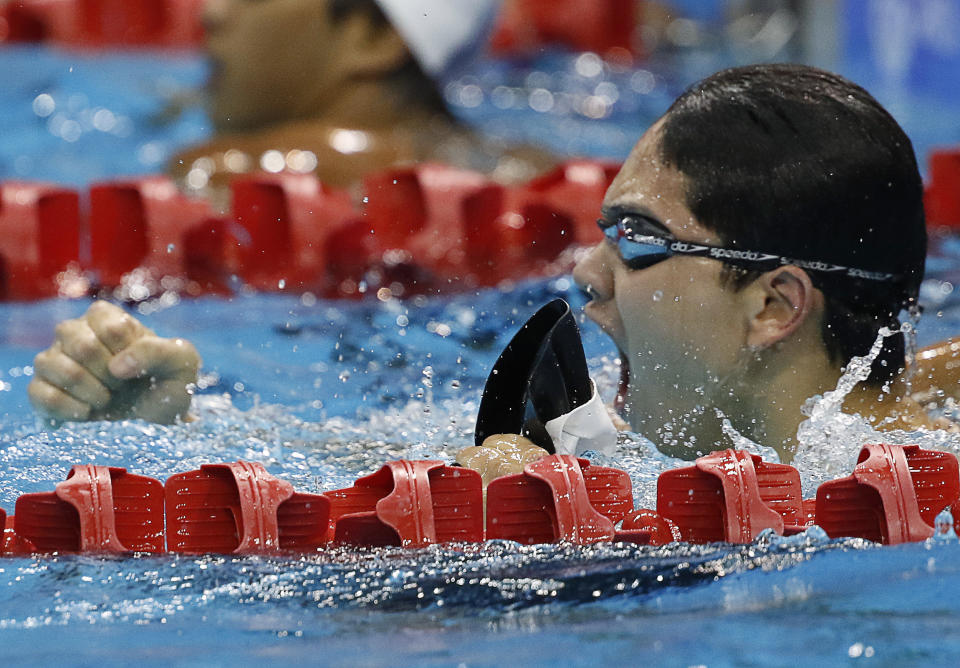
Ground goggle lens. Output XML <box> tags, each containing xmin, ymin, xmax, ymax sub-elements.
<box><xmin>601</xmin><ymin>217</ymin><xmax>673</xmax><ymax>270</ymax></box>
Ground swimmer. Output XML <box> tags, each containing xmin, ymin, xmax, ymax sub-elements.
<box><xmin>564</xmin><ymin>63</ymin><xmax>938</xmax><ymax>463</ymax></box>
<box><xmin>26</xmin><ymin>64</ymin><xmax>956</xmax><ymax>471</ymax></box>
<box><xmin>172</xmin><ymin>0</ymin><xmax>553</xmax><ymax>202</ymax></box>
<box><xmin>465</xmin><ymin>63</ymin><xmax>945</xmax><ymax>469</ymax></box>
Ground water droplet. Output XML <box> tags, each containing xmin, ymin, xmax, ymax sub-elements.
<box><xmin>652</xmin><ymin>290</ymin><xmax>663</xmax><ymax>302</ymax></box>
<box><xmin>934</xmin><ymin>507</ymin><xmax>957</xmax><ymax>541</ymax></box>
<box><xmin>32</xmin><ymin>93</ymin><xmax>55</xmax><ymax>117</ymax></box>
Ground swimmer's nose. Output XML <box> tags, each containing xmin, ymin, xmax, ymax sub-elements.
<box><xmin>572</xmin><ymin>243</ymin><xmax>614</xmax><ymax>302</ymax></box>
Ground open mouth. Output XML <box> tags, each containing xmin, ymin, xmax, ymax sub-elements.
<box><xmin>615</xmin><ymin>352</ymin><xmax>629</xmax><ymax>415</ymax></box>
<box><xmin>575</xmin><ymin>290</ymin><xmax>629</xmax><ymax>416</ymax></box>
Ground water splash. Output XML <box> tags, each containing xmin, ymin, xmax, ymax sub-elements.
<box><xmin>716</xmin><ymin>407</ymin><xmax>781</xmax><ymax>462</ymax></box>
<box><xmin>902</xmin><ymin>306</ymin><xmax>923</xmax><ymax>389</ymax></box>
<box><xmin>793</xmin><ymin>327</ymin><xmax>900</xmax><ymax>489</ymax></box>
<box><xmin>790</xmin><ymin>322</ymin><xmax>960</xmax><ymax>493</ymax></box>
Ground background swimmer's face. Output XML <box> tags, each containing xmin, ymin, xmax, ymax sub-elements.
<box><xmin>573</xmin><ymin>121</ymin><xmax>751</xmax><ymax>428</ymax></box>
<box><xmin>203</xmin><ymin>0</ymin><xmax>346</xmax><ymax>130</ymax></box>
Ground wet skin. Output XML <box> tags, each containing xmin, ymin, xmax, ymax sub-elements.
<box><xmin>28</xmin><ymin>301</ymin><xmax>200</xmax><ymax>424</ymax></box>
<box><xmin>203</xmin><ymin>0</ymin><xmax>356</xmax><ymax>132</ymax></box>
<box><xmin>572</xmin><ymin>120</ymin><xmax>754</xmax><ymax>445</ymax></box>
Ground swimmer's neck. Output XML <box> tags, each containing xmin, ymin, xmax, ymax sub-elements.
<box><xmin>635</xmin><ymin>341</ymin><xmax>841</xmax><ymax>464</ymax></box>
<box><xmin>735</xmin><ymin>350</ymin><xmax>847</xmax><ymax>463</ymax></box>
<box><xmin>639</xmin><ymin>341</ymin><xmax>856</xmax><ymax>464</ymax></box>
<box><xmin>720</xmin><ymin>365</ymin><xmax>933</xmax><ymax>464</ymax></box>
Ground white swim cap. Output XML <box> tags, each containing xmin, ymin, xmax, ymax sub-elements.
<box><xmin>373</xmin><ymin>0</ymin><xmax>500</xmax><ymax>79</ymax></box>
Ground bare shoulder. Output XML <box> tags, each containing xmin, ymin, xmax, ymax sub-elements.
<box><xmin>911</xmin><ymin>337</ymin><xmax>960</xmax><ymax>405</ymax></box>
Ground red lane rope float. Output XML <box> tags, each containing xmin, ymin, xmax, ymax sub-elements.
<box><xmin>10</xmin><ymin>465</ymin><xmax>163</xmax><ymax>554</ymax></box>
<box><xmin>655</xmin><ymin>449</ymin><xmax>804</xmax><ymax>544</ymax></box>
<box><xmin>224</xmin><ymin>173</ymin><xmax>356</xmax><ymax>294</ymax></box>
<box><xmin>485</xmin><ymin>455</ymin><xmax>640</xmax><ymax>544</ymax></box>
<box><xmin>815</xmin><ymin>444</ymin><xmax>959</xmax><ymax>545</ymax></box>
<box><xmin>926</xmin><ymin>147</ymin><xmax>960</xmax><ymax>228</ymax></box>
<box><xmin>165</xmin><ymin>461</ymin><xmax>329</xmax><ymax>554</ymax></box>
<box><xmin>88</xmin><ymin>177</ymin><xmax>216</xmax><ymax>289</ymax></box>
<box><xmin>0</xmin><ymin>0</ymin><xmax>205</xmax><ymax>49</ymax></box>
<box><xmin>326</xmin><ymin>460</ymin><xmax>484</xmax><ymax>548</ymax></box>
<box><xmin>0</xmin><ymin>160</ymin><xmax>615</xmax><ymax>301</ymax></box>
<box><xmin>489</xmin><ymin>0</ymin><xmax>639</xmax><ymax>60</ymax></box>
<box><xmin>0</xmin><ymin>182</ymin><xmax>81</xmax><ymax>300</ymax></box>
<box><xmin>2</xmin><ymin>445</ymin><xmax>959</xmax><ymax>556</ymax></box>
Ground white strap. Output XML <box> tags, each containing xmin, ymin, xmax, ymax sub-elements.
<box><xmin>544</xmin><ymin>381</ymin><xmax>618</xmax><ymax>456</ymax></box>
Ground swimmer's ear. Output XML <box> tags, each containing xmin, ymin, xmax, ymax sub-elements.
<box><xmin>745</xmin><ymin>266</ymin><xmax>819</xmax><ymax>349</ymax></box>
<box><xmin>337</xmin><ymin>8</ymin><xmax>411</xmax><ymax>76</ymax></box>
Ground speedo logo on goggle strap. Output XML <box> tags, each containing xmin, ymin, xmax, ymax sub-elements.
<box><xmin>706</xmin><ymin>247</ymin><xmax>779</xmax><ymax>262</ymax></box>
<box><xmin>781</xmin><ymin>257</ymin><xmax>848</xmax><ymax>273</ymax></box>
<box><xmin>846</xmin><ymin>267</ymin><xmax>898</xmax><ymax>281</ymax></box>
<box><xmin>626</xmin><ymin>233</ymin><xmax>669</xmax><ymax>247</ymax></box>
<box><xmin>666</xmin><ymin>240</ymin><xmax>704</xmax><ymax>252</ymax></box>
<box><xmin>783</xmin><ymin>257</ymin><xmax>896</xmax><ymax>281</ymax></box>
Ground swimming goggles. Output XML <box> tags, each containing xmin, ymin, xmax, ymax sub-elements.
<box><xmin>598</xmin><ymin>209</ymin><xmax>902</xmax><ymax>283</ymax></box>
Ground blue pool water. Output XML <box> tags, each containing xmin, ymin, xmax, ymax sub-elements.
<box><xmin>4</xmin><ymin>45</ymin><xmax>960</xmax><ymax>666</ymax></box>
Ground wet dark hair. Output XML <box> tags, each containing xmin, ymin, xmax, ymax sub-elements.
<box><xmin>329</xmin><ymin>0</ymin><xmax>451</xmax><ymax>117</ymax></box>
<box><xmin>657</xmin><ymin>63</ymin><xmax>926</xmax><ymax>384</ymax></box>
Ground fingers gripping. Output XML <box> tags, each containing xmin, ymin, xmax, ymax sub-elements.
<box><xmin>33</xmin><ymin>345</ymin><xmax>111</xmax><ymax>410</ymax></box>
<box><xmin>108</xmin><ymin>336</ymin><xmax>200</xmax><ymax>381</ymax></box>
<box><xmin>85</xmin><ymin>301</ymin><xmax>152</xmax><ymax>355</ymax></box>
<box><xmin>54</xmin><ymin>317</ymin><xmax>122</xmax><ymax>390</ymax></box>
<box><xmin>31</xmin><ymin>301</ymin><xmax>200</xmax><ymax>425</ymax></box>
<box><xmin>456</xmin><ymin>435</ymin><xmax>550</xmax><ymax>487</ymax></box>
<box><xmin>28</xmin><ymin>377</ymin><xmax>92</xmax><ymax>421</ymax></box>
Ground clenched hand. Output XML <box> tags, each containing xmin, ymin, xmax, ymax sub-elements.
<box><xmin>456</xmin><ymin>434</ymin><xmax>549</xmax><ymax>486</ymax></box>
<box><xmin>28</xmin><ymin>301</ymin><xmax>200</xmax><ymax>424</ymax></box>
